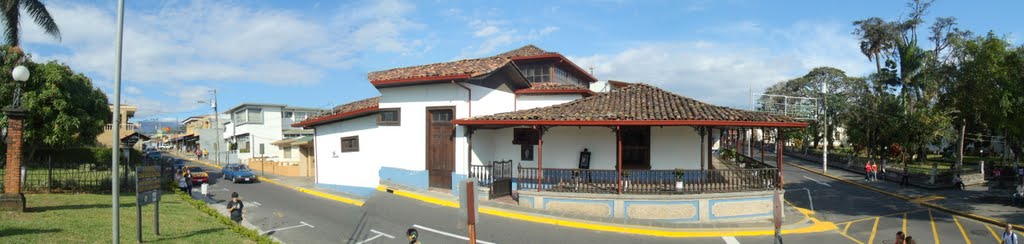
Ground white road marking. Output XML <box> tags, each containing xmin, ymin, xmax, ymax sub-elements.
<box><xmin>355</xmin><ymin>229</ymin><xmax>395</xmax><ymax>244</ymax></box>
<box><xmin>803</xmin><ymin>175</ymin><xmax>832</xmax><ymax>187</ymax></box>
<box><xmin>251</xmin><ymin>201</ymin><xmax>262</xmax><ymax>206</ymax></box>
<box><xmin>412</xmin><ymin>224</ymin><xmax>496</xmax><ymax>244</ymax></box>
<box><xmin>722</xmin><ymin>236</ymin><xmax>740</xmax><ymax>244</ymax></box>
<box><xmin>259</xmin><ymin>221</ymin><xmax>314</xmax><ymax>235</ymax></box>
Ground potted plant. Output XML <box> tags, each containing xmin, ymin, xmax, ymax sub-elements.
<box><xmin>621</xmin><ymin>170</ymin><xmax>631</xmax><ymax>190</ymax></box>
<box><xmin>673</xmin><ymin>168</ymin><xmax>685</xmax><ymax>191</ymax></box>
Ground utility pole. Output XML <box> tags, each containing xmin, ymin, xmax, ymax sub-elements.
<box><xmin>111</xmin><ymin>0</ymin><xmax>126</xmax><ymax>242</ymax></box>
<box><xmin>211</xmin><ymin>89</ymin><xmax>222</xmax><ymax>167</ymax></box>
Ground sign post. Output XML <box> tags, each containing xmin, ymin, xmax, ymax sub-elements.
<box><xmin>459</xmin><ymin>178</ymin><xmax>479</xmax><ymax>244</ymax></box>
<box><xmin>773</xmin><ymin>190</ymin><xmax>783</xmax><ymax>244</ymax></box>
<box><xmin>136</xmin><ymin>165</ymin><xmax>162</xmax><ymax>243</ymax></box>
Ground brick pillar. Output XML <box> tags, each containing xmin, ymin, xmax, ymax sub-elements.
<box><xmin>1</xmin><ymin>108</ymin><xmax>27</xmax><ymax>211</ymax></box>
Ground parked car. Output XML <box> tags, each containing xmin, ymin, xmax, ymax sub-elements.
<box><xmin>172</xmin><ymin>159</ymin><xmax>187</xmax><ymax>172</ymax></box>
<box><xmin>221</xmin><ymin>163</ymin><xmax>257</xmax><ymax>183</ymax></box>
<box><xmin>186</xmin><ymin>166</ymin><xmax>209</xmax><ymax>185</ymax></box>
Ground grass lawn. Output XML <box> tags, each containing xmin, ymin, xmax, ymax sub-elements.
<box><xmin>0</xmin><ymin>193</ymin><xmax>254</xmax><ymax>243</ymax></box>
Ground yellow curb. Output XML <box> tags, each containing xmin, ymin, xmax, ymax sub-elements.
<box><xmin>376</xmin><ymin>185</ymin><xmax>837</xmax><ymax>237</ymax></box>
<box><xmin>262</xmin><ymin>178</ymin><xmax>365</xmax><ymax>207</ymax></box>
<box><xmin>169</xmin><ymin>151</ymin><xmax>366</xmax><ymax>207</ymax></box>
<box><xmin>784</xmin><ymin>160</ymin><xmax>1024</xmax><ymax>232</ymax></box>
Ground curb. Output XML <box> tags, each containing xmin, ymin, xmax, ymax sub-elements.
<box><xmin>376</xmin><ymin>185</ymin><xmax>837</xmax><ymax>237</ymax></box>
<box><xmin>168</xmin><ymin>151</ymin><xmax>366</xmax><ymax>207</ymax></box>
<box><xmin>784</xmin><ymin>160</ymin><xmax>1024</xmax><ymax>232</ymax></box>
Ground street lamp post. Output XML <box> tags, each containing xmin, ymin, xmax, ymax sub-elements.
<box><xmin>198</xmin><ymin>89</ymin><xmax>221</xmax><ymax>166</ymax></box>
<box><xmin>0</xmin><ymin>65</ymin><xmax>30</xmax><ymax>212</ymax></box>
<box><xmin>822</xmin><ymin>80</ymin><xmax>828</xmax><ymax>174</ymax></box>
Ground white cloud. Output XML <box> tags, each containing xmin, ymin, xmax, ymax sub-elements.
<box><xmin>124</xmin><ymin>86</ymin><xmax>142</xmax><ymax>95</ymax></box>
<box><xmin>571</xmin><ymin>21</ymin><xmax>872</xmax><ymax>109</ymax></box>
<box><xmin>22</xmin><ymin>0</ymin><xmax>425</xmax><ymax>85</ymax></box>
<box><xmin>460</xmin><ymin>19</ymin><xmax>559</xmax><ymax>57</ymax></box>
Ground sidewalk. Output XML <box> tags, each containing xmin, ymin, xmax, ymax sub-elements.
<box><xmin>780</xmin><ymin>152</ymin><xmax>1024</xmax><ymax>230</ymax></box>
<box><xmin>166</xmin><ymin>150</ymin><xmax>835</xmax><ymax>237</ymax></box>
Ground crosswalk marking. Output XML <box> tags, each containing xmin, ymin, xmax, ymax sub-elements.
<box><xmin>867</xmin><ymin>217</ymin><xmax>880</xmax><ymax>244</ymax></box>
<box><xmin>721</xmin><ymin>236</ymin><xmax>740</xmax><ymax>244</ymax></box>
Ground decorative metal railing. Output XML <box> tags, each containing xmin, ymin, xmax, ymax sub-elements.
<box><xmin>515</xmin><ymin>167</ymin><xmax>777</xmax><ymax>194</ymax></box>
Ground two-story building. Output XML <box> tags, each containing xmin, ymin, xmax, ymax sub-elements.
<box><xmin>223</xmin><ymin>103</ymin><xmax>321</xmax><ymax>164</ymax></box>
<box><xmin>96</xmin><ymin>104</ymin><xmax>145</xmax><ymax>148</ymax></box>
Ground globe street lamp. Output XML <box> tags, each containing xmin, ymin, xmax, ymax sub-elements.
<box><xmin>1</xmin><ymin>65</ymin><xmax>30</xmax><ymax>212</ymax></box>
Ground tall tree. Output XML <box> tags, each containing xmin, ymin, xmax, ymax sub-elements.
<box><xmin>853</xmin><ymin>17</ymin><xmax>895</xmax><ymax>74</ymax></box>
<box><xmin>1</xmin><ymin>0</ymin><xmax>60</xmax><ymax>47</ymax></box>
<box><xmin>0</xmin><ymin>47</ymin><xmax>110</xmax><ymax>159</ymax></box>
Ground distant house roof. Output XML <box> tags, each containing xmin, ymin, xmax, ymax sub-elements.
<box><xmin>455</xmin><ymin>83</ymin><xmax>807</xmax><ymax>127</ymax></box>
<box><xmin>293</xmin><ymin>97</ymin><xmax>380</xmax><ymax>128</ymax></box>
<box><xmin>515</xmin><ymin>82</ymin><xmax>596</xmax><ymax>96</ymax></box>
<box><xmin>226</xmin><ymin>103</ymin><xmax>287</xmax><ymax>113</ymax></box>
<box><xmin>367</xmin><ymin>45</ymin><xmax>596</xmax><ymax>87</ymax></box>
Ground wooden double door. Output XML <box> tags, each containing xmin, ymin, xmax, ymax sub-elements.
<box><xmin>426</xmin><ymin>108</ymin><xmax>455</xmax><ymax>189</ymax></box>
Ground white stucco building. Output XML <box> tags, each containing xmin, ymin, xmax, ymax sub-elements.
<box><xmin>223</xmin><ymin>103</ymin><xmax>321</xmax><ymax>163</ymax></box>
<box><xmin>295</xmin><ymin>45</ymin><xmax>807</xmax><ymax>201</ymax></box>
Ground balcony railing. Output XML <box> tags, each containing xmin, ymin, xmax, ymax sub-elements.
<box><xmin>515</xmin><ymin>167</ymin><xmax>777</xmax><ymax>195</ymax></box>
<box><xmin>104</xmin><ymin>124</ymin><xmax>137</xmax><ymax>131</ymax></box>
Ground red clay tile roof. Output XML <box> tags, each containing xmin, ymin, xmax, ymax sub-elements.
<box><xmin>456</xmin><ymin>83</ymin><xmax>807</xmax><ymax>127</ymax></box>
<box><xmin>293</xmin><ymin>97</ymin><xmax>380</xmax><ymax>127</ymax></box>
<box><xmin>515</xmin><ymin>82</ymin><xmax>596</xmax><ymax>96</ymax></box>
<box><xmin>368</xmin><ymin>45</ymin><xmax>550</xmax><ymax>82</ymax></box>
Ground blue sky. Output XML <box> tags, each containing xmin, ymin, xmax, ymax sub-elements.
<box><xmin>20</xmin><ymin>0</ymin><xmax>1024</xmax><ymax>122</ymax></box>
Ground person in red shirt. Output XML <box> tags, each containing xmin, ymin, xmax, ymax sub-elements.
<box><xmin>865</xmin><ymin>162</ymin><xmax>873</xmax><ymax>181</ymax></box>
<box><xmin>871</xmin><ymin>163</ymin><xmax>879</xmax><ymax>181</ymax></box>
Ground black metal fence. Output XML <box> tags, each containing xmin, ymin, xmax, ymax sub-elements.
<box><xmin>0</xmin><ymin>157</ymin><xmax>174</xmax><ymax>193</ymax></box>
<box><xmin>516</xmin><ymin>167</ymin><xmax>777</xmax><ymax>194</ymax></box>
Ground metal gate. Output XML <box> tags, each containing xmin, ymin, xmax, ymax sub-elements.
<box><xmin>489</xmin><ymin>160</ymin><xmax>513</xmax><ymax>199</ymax></box>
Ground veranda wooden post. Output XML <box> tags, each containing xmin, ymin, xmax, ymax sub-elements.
<box><xmin>761</xmin><ymin>127</ymin><xmax>766</xmax><ymax>163</ymax></box>
<box><xmin>616</xmin><ymin>126</ymin><xmax>623</xmax><ymax>195</ymax></box>
<box><xmin>536</xmin><ymin>126</ymin><xmax>544</xmax><ymax>192</ymax></box>
<box><xmin>777</xmin><ymin>129</ymin><xmax>785</xmax><ymax>189</ymax></box>
<box><xmin>707</xmin><ymin>127</ymin><xmax>713</xmax><ymax>170</ymax></box>
<box><xmin>699</xmin><ymin>127</ymin><xmax>706</xmax><ymax>171</ymax></box>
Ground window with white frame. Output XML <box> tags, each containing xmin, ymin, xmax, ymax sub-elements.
<box><xmin>283</xmin><ymin>146</ymin><xmax>292</xmax><ymax>158</ymax></box>
<box><xmin>246</xmin><ymin>108</ymin><xmax>263</xmax><ymax>123</ymax></box>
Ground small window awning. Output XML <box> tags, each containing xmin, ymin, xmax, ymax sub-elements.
<box><xmin>272</xmin><ymin>136</ymin><xmax>313</xmax><ymax>147</ymax></box>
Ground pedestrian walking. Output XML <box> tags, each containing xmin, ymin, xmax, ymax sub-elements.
<box><xmin>871</xmin><ymin>162</ymin><xmax>879</xmax><ymax>181</ymax></box>
<box><xmin>182</xmin><ymin>167</ymin><xmax>194</xmax><ymax>196</ymax></box>
<box><xmin>865</xmin><ymin>162</ymin><xmax>873</xmax><ymax>181</ymax></box>
<box><xmin>895</xmin><ymin>231</ymin><xmax>906</xmax><ymax>244</ymax></box>
<box><xmin>1013</xmin><ymin>181</ymin><xmax>1024</xmax><ymax>207</ymax></box>
<box><xmin>407</xmin><ymin>228</ymin><xmax>421</xmax><ymax>244</ymax></box>
<box><xmin>1004</xmin><ymin>223</ymin><xmax>1019</xmax><ymax>244</ymax></box>
<box><xmin>176</xmin><ymin>169</ymin><xmax>188</xmax><ymax>193</ymax></box>
<box><xmin>900</xmin><ymin>168</ymin><xmax>911</xmax><ymax>187</ymax></box>
<box><xmin>202</xmin><ymin>148</ymin><xmax>208</xmax><ymax>159</ymax></box>
<box><xmin>227</xmin><ymin>192</ymin><xmax>244</xmax><ymax>223</ymax></box>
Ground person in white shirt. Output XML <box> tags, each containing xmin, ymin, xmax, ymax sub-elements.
<box><xmin>1014</xmin><ymin>182</ymin><xmax>1024</xmax><ymax>207</ymax></box>
<box><xmin>1003</xmin><ymin>223</ymin><xmax>1018</xmax><ymax>244</ymax></box>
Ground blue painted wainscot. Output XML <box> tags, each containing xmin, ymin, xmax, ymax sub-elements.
<box><xmin>517</xmin><ymin>190</ymin><xmax>783</xmax><ymax>223</ymax></box>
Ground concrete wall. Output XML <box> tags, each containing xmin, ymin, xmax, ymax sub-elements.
<box><xmin>517</xmin><ymin>190</ymin><xmax>781</xmax><ymax>223</ymax></box>
<box><xmin>515</xmin><ymin>94</ymin><xmax>581</xmax><ymax>110</ymax></box>
<box><xmin>650</xmin><ymin>126</ymin><xmax>702</xmax><ymax>170</ymax></box>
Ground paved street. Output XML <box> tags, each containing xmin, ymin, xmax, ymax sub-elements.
<box><xmin>168</xmin><ymin>152</ymin><xmax>1022</xmax><ymax>244</ymax></box>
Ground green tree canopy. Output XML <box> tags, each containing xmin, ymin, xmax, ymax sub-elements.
<box><xmin>0</xmin><ymin>46</ymin><xmax>110</xmax><ymax>158</ymax></box>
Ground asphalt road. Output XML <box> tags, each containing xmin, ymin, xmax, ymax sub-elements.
<box><xmin>168</xmin><ymin>153</ymin><xmax>1021</xmax><ymax>244</ymax></box>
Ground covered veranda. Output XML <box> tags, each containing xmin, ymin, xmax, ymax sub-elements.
<box><xmin>455</xmin><ymin>84</ymin><xmax>808</xmax><ymax>196</ymax></box>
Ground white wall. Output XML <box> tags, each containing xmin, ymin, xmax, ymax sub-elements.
<box><xmin>650</xmin><ymin>126</ymin><xmax>702</xmax><ymax>170</ymax></box>
<box><xmin>472</xmin><ymin>126</ymin><xmax>705</xmax><ymax>177</ymax></box>
<box><xmin>227</xmin><ymin>106</ymin><xmax>285</xmax><ymax>161</ymax></box>
<box><xmin>515</xmin><ymin>94</ymin><xmax>582</xmax><ymax>111</ymax></box>
<box><xmin>314</xmin><ymin>115</ymin><xmax>381</xmax><ymax>188</ymax></box>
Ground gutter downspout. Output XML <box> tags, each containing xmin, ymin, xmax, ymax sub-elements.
<box><xmin>453</xmin><ymin>80</ymin><xmax>473</xmax><ymax>177</ymax></box>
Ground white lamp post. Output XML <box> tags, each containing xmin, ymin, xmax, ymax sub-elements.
<box><xmin>1</xmin><ymin>65</ymin><xmax>30</xmax><ymax>212</ymax></box>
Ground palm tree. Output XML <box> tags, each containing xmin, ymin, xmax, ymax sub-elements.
<box><xmin>853</xmin><ymin>17</ymin><xmax>894</xmax><ymax>74</ymax></box>
<box><xmin>2</xmin><ymin>0</ymin><xmax>61</xmax><ymax>47</ymax></box>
